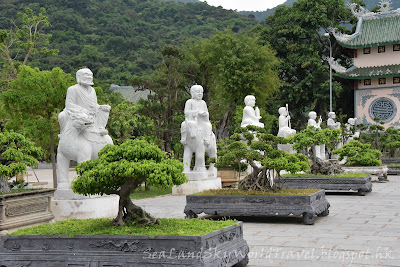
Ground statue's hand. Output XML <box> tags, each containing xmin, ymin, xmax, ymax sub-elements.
<box><xmin>100</xmin><ymin>105</ymin><xmax>111</xmax><ymax>112</ymax></box>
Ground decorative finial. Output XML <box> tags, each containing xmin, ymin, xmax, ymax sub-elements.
<box><xmin>378</xmin><ymin>0</ymin><xmax>392</xmax><ymax>13</ymax></box>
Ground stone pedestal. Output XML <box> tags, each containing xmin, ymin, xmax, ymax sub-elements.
<box><xmin>278</xmin><ymin>143</ymin><xmax>296</xmax><ymax>154</ymax></box>
<box><xmin>51</xmin><ymin>190</ymin><xmax>119</xmax><ymax>220</ymax></box>
<box><xmin>172</xmin><ymin>169</ymin><xmax>221</xmax><ymax>195</ymax></box>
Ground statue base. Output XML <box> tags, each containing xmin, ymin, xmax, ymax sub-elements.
<box><xmin>278</xmin><ymin>144</ymin><xmax>296</xmax><ymax>154</ymax></box>
<box><xmin>172</xmin><ymin>178</ymin><xmax>222</xmax><ymax>195</ymax></box>
<box><xmin>51</xmin><ymin>190</ymin><xmax>119</xmax><ymax>220</ymax></box>
<box><xmin>172</xmin><ymin>169</ymin><xmax>221</xmax><ymax>195</ymax></box>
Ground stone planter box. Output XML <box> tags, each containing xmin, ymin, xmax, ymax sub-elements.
<box><xmin>0</xmin><ymin>223</ymin><xmax>249</xmax><ymax>267</ymax></box>
<box><xmin>0</xmin><ymin>189</ymin><xmax>55</xmax><ymax>231</ymax></box>
<box><xmin>341</xmin><ymin>166</ymin><xmax>388</xmax><ymax>180</ymax></box>
<box><xmin>282</xmin><ymin>175</ymin><xmax>373</xmax><ymax>196</ymax></box>
<box><xmin>184</xmin><ymin>190</ymin><xmax>330</xmax><ymax>225</ymax></box>
<box><xmin>381</xmin><ymin>158</ymin><xmax>400</xmax><ymax>175</ymax></box>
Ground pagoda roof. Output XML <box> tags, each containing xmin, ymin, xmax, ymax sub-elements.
<box><xmin>336</xmin><ymin>64</ymin><xmax>400</xmax><ymax>79</ymax></box>
<box><xmin>332</xmin><ymin>4</ymin><xmax>400</xmax><ymax>49</ymax></box>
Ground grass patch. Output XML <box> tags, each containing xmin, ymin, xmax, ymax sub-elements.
<box><xmin>387</xmin><ymin>164</ymin><xmax>400</xmax><ymax>167</ymax></box>
<box><xmin>0</xmin><ymin>188</ymin><xmax>39</xmax><ymax>195</ymax></box>
<box><xmin>281</xmin><ymin>173</ymin><xmax>369</xmax><ymax>178</ymax></box>
<box><xmin>193</xmin><ymin>188</ymin><xmax>320</xmax><ymax>196</ymax></box>
<box><xmin>130</xmin><ymin>186</ymin><xmax>172</xmax><ymax>200</ymax></box>
<box><xmin>10</xmin><ymin>218</ymin><xmax>237</xmax><ymax>237</ymax></box>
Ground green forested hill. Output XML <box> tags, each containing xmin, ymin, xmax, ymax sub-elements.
<box><xmin>0</xmin><ymin>0</ymin><xmax>257</xmax><ymax>84</ymax></box>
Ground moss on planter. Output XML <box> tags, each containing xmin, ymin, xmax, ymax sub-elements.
<box><xmin>281</xmin><ymin>173</ymin><xmax>369</xmax><ymax>178</ymax></box>
<box><xmin>10</xmin><ymin>218</ymin><xmax>237</xmax><ymax>237</ymax></box>
<box><xmin>193</xmin><ymin>188</ymin><xmax>320</xmax><ymax>196</ymax></box>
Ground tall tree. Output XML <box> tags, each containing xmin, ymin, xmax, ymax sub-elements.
<box><xmin>0</xmin><ymin>8</ymin><xmax>57</xmax><ymax>90</ymax></box>
<box><xmin>1</xmin><ymin>66</ymin><xmax>74</xmax><ymax>187</ymax></box>
<box><xmin>184</xmin><ymin>30</ymin><xmax>280</xmax><ymax>139</ymax></box>
<box><xmin>131</xmin><ymin>45</ymin><xmax>190</xmax><ymax>153</ymax></box>
<box><xmin>259</xmin><ymin>0</ymin><xmax>357</xmax><ymax>127</ymax></box>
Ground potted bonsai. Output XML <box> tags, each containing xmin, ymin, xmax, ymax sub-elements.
<box><xmin>332</xmin><ymin>140</ymin><xmax>387</xmax><ymax>182</ymax></box>
<box><xmin>282</xmin><ymin>127</ymin><xmax>373</xmax><ymax>196</ymax></box>
<box><xmin>379</xmin><ymin>127</ymin><xmax>400</xmax><ymax>175</ymax></box>
<box><xmin>1</xmin><ymin>139</ymin><xmax>249</xmax><ymax>267</ymax></box>
<box><xmin>185</xmin><ymin>126</ymin><xmax>330</xmax><ymax>225</ymax></box>
<box><xmin>0</xmin><ymin>131</ymin><xmax>55</xmax><ymax>231</ymax></box>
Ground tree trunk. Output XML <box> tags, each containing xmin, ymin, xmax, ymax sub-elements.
<box><xmin>113</xmin><ymin>179</ymin><xmax>160</xmax><ymax>226</ymax></box>
<box><xmin>50</xmin><ymin>131</ymin><xmax>57</xmax><ymax>188</ymax></box>
<box><xmin>0</xmin><ymin>177</ymin><xmax>10</xmax><ymax>193</ymax></box>
<box><xmin>216</xmin><ymin>108</ymin><xmax>233</xmax><ymax>140</ymax></box>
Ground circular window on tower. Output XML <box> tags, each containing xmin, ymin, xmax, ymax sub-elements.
<box><xmin>369</xmin><ymin>97</ymin><xmax>397</xmax><ymax>122</ymax></box>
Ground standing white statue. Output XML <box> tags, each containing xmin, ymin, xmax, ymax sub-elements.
<box><xmin>180</xmin><ymin>85</ymin><xmax>217</xmax><ymax>173</ymax></box>
<box><xmin>278</xmin><ymin>106</ymin><xmax>296</xmax><ymax>137</ymax></box>
<box><xmin>327</xmin><ymin>112</ymin><xmax>341</xmax><ymax>129</ymax></box>
<box><xmin>56</xmin><ymin>68</ymin><xmax>113</xmax><ymax>191</ymax></box>
<box><xmin>307</xmin><ymin>111</ymin><xmax>325</xmax><ymax>159</ymax></box>
<box><xmin>241</xmin><ymin>95</ymin><xmax>264</xmax><ymax>128</ymax></box>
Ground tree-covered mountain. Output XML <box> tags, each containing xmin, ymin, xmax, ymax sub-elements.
<box><xmin>0</xmin><ymin>0</ymin><xmax>258</xmax><ymax>85</ymax></box>
<box><xmin>239</xmin><ymin>0</ymin><xmax>399</xmax><ymax>21</ymax></box>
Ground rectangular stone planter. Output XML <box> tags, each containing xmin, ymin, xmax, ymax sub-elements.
<box><xmin>0</xmin><ymin>189</ymin><xmax>55</xmax><ymax>231</ymax></box>
<box><xmin>381</xmin><ymin>158</ymin><xmax>400</xmax><ymax>175</ymax></box>
<box><xmin>0</xmin><ymin>223</ymin><xmax>249</xmax><ymax>267</ymax></box>
<box><xmin>282</xmin><ymin>175</ymin><xmax>373</xmax><ymax>196</ymax></box>
<box><xmin>184</xmin><ymin>190</ymin><xmax>330</xmax><ymax>225</ymax></box>
<box><xmin>342</xmin><ymin>166</ymin><xmax>388</xmax><ymax>180</ymax></box>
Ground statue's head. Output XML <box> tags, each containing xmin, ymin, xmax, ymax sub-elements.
<box><xmin>308</xmin><ymin>111</ymin><xmax>317</xmax><ymax>119</ymax></box>
<box><xmin>190</xmin><ymin>85</ymin><xmax>203</xmax><ymax>100</ymax></box>
<box><xmin>76</xmin><ymin>68</ymin><xmax>94</xmax><ymax>86</ymax></box>
<box><xmin>348</xmin><ymin>118</ymin><xmax>356</xmax><ymax>125</ymax></box>
<box><xmin>244</xmin><ymin>95</ymin><xmax>256</xmax><ymax>107</ymax></box>
<box><xmin>328</xmin><ymin>112</ymin><xmax>336</xmax><ymax>118</ymax></box>
<box><xmin>278</xmin><ymin>107</ymin><xmax>287</xmax><ymax>116</ymax></box>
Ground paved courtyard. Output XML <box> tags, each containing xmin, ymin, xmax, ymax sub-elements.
<box><xmin>7</xmin><ymin>168</ymin><xmax>400</xmax><ymax>266</ymax></box>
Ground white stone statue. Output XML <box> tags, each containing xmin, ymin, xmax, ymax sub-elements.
<box><xmin>56</xmin><ymin>68</ymin><xmax>113</xmax><ymax>191</ymax></box>
<box><xmin>345</xmin><ymin>117</ymin><xmax>359</xmax><ymax>143</ymax></box>
<box><xmin>308</xmin><ymin>111</ymin><xmax>322</xmax><ymax>129</ymax></box>
<box><xmin>241</xmin><ymin>95</ymin><xmax>264</xmax><ymax>128</ymax></box>
<box><xmin>327</xmin><ymin>112</ymin><xmax>341</xmax><ymax>129</ymax></box>
<box><xmin>180</xmin><ymin>85</ymin><xmax>217</xmax><ymax>173</ymax></box>
<box><xmin>307</xmin><ymin>111</ymin><xmax>325</xmax><ymax>159</ymax></box>
<box><xmin>277</xmin><ymin>106</ymin><xmax>296</xmax><ymax>137</ymax></box>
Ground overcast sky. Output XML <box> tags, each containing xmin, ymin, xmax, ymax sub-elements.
<box><xmin>199</xmin><ymin>0</ymin><xmax>287</xmax><ymax>11</ymax></box>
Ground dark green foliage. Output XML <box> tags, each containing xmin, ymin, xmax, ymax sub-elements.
<box><xmin>380</xmin><ymin>127</ymin><xmax>400</xmax><ymax>158</ymax></box>
<box><xmin>332</xmin><ymin>140</ymin><xmax>382</xmax><ymax>166</ymax></box>
<box><xmin>0</xmin><ymin>131</ymin><xmax>43</xmax><ymax>193</ymax></box>
<box><xmin>0</xmin><ymin>0</ymin><xmax>258</xmax><ymax>85</ymax></box>
<box><xmin>257</xmin><ymin>0</ymin><xmax>355</xmax><ymax>126</ymax></box>
<box><xmin>107</xmin><ymin>102</ymin><xmax>155</xmax><ymax>145</ymax></box>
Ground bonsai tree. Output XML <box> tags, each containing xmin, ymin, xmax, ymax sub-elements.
<box><xmin>71</xmin><ymin>139</ymin><xmax>187</xmax><ymax>226</ymax></box>
<box><xmin>380</xmin><ymin>127</ymin><xmax>400</xmax><ymax>158</ymax></box>
<box><xmin>292</xmin><ymin>126</ymin><xmax>342</xmax><ymax>174</ymax></box>
<box><xmin>358</xmin><ymin>117</ymin><xmax>385</xmax><ymax>151</ymax></box>
<box><xmin>216</xmin><ymin>126</ymin><xmax>309</xmax><ymax>191</ymax></box>
<box><xmin>332</xmin><ymin>140</ymin><xmax>382</xmax><ymax>166</ymax></box>
<box><xmin>0</xmin><ymin>131</ymin><xmax>43</xmax><ymax>193</ymax></box>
